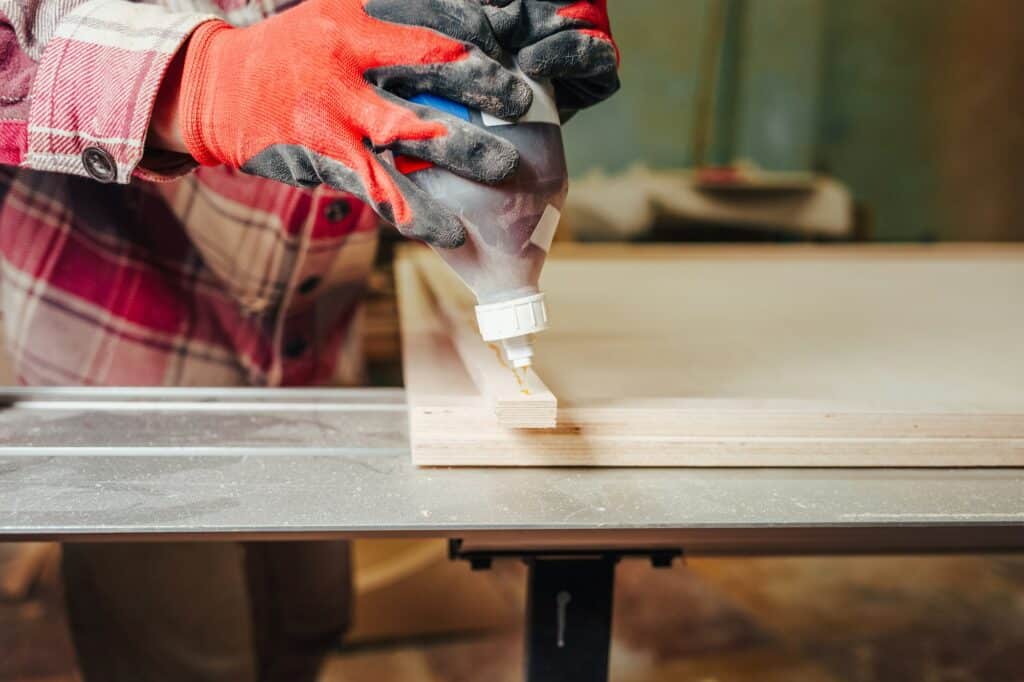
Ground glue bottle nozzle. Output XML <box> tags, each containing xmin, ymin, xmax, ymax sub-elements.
<box><xmin>500</xmin><ymin>335</ymin><xmax>534</xmax><ymax>369</ymax></box>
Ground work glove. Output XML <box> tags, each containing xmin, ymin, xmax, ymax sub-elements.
<box><xmin>178</xmin><ymin>0</ymin><xmax>534</xmax><ymax>248</ymax></box>
<box><xmin>479</xmin><ymin>0</ymin><xmax>620</xmax><ymax>120</ymax></box>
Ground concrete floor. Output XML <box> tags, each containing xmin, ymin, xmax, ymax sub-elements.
<box><xmin>2</xmin><ymin>547</ymin><xmax>1023</xmax><ymax>682</ymax></box>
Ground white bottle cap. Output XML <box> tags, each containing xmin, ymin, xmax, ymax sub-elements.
<box><xmin>474</xmin><ymin>293</ymin><xmax>549</xmax><ymax>342</ymax></box>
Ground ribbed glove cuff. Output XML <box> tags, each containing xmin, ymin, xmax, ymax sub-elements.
<box><xmin>179</xmin><ymin>20</ymin><xmax>233</xmax><ymax>167</ymax></box>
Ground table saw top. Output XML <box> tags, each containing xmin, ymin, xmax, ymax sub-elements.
<box><xmin>0</xmin><ymin>387</ymin><xmax>1021</xmax><ymax>551</ymax></box>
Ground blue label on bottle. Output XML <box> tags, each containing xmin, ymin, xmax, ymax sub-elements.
<box><xmin>409</xmin><ymin>93</ymin><xmax>472</xmax><ymax>121</ymax></box>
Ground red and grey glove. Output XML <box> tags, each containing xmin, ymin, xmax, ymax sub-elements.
<box><xmin>480</xmin><ymin>0</ymin><xmax>620</xmax><ymax>120</ymax></box>
<box><xmin>178</xmin><ymin>0</ymin><xmax>533</xmax><ymax>248</ymax></box>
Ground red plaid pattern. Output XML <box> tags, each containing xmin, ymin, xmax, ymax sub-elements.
<box><xmin>0</xmin><ymin>0</ymin><xmax>380</xmax><ymax>386</ymax></box>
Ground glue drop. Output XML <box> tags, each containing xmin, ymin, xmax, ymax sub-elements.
<box><xmin>403</xmin><ymin>75</ymin><xmax>568</xmax><ymax>369</ymax></box>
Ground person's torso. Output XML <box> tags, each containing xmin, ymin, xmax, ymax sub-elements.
<box><xmin>0</xmin><ymin>0</ymin><xmax>387</xmax><ymax>387</ymax></box>
<box><xmin>0</xmin><ymin>163</ymin><xmax>378</xmax><ymax>387</ymax></box>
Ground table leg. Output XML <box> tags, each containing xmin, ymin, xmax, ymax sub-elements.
<box><xmin>524</xmin><ymin>556</ymin><xmax>617</xmax><ymax>682</ymax></box>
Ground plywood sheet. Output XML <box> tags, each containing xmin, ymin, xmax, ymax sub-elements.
<box><xmin>398</xmin><ymin>244</ymin><xmax>1024</xmax><ymax>466</ymax></box>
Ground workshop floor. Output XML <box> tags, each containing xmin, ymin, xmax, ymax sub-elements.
<box><xmin>2</xmin><ymin>548</ymin><xmax>1023</xmax><ymax>682</ymax></box>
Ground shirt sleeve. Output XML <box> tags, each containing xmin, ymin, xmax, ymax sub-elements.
<box><xmin>0</xmin><ymin>0</ymin><xmax>216</xmax><ymax>182</ymax></box>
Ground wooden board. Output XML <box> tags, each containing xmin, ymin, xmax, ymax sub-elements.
<box><xmin>398</xmin><ymin>243</ymin><xmax>1024</xmax><ymax>466</ymax></box>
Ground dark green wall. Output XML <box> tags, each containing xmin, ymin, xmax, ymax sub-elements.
<box><xmin>562</xmin><ymin>1</ymin><xmax>711</xmax><ymax>173</ymax></box>
<box><xmin>562</xmin><ymin>0</ymin><xmax>1024</xmax><ymax>241</ymax></box>
<box><xmin>816</xmin><ymin>1</ymin><xmax>948</xmax><ymax>240</ymax></box>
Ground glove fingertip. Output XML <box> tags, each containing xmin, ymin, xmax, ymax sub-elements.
<box><xmin>409</xmin><ymin>214</ymin><xmax>467</xmax><ymax>249</ymax></box>
<box><xmin>514</xmin><ymin>44</ymin><xmax>555</xmax><ymax>82</ymax></box>
<box><xmin>519</xmin><ymin>33</ymin><xmax>619</xmax><ymax>81</ymax></box>
<box><xmin>477</xmin><ymin>33</ymin><xmax>504</xmax><ymax>61</ymax></box>
<box><xmin>474</xmin><ymin>136</ymin><xmax>520</xmax><ymax>184</ymax></box>
<box><xmin>500</xmin><ymin>77</ymin><xmax>535</xmax><ymax>120</ymax></box>
<box><xmin>434</xmin><ymin>223</ymin><xmax>468</xmax><ymax>249</ymax></box>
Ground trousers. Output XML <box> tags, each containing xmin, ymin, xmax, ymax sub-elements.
<box><xmin>62</xmin><ymin>541</ymin><xmax>351</xmax><ymax>682</ymax></box>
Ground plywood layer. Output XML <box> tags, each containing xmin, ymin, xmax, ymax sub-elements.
<box><xmin>398</xmin><ymin>244</ymin><xmax>1024</xmax><ymax>466</ymax></box>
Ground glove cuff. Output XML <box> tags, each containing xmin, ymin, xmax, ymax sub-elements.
<box><xmin>179</xmin><ymin>20</ymin><xmax>233</xmax><ymax>167</ymax></box>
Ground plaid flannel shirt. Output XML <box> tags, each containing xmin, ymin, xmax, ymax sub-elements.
<box><xmin>0</xmin><ymin>0</ymin><xmax>380</xmax><ymax>386</ymax></box>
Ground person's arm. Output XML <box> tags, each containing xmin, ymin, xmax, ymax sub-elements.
<box><xmin>0</xmin><ymin>0</ymin><xmax>218</xmax><ymax>180</ymax></box>
<box><xmin>0</xmin><ymin>13</ymin><xmax>39</xmax><ymax>167</ymax></box>
<box><xmin>148</xmin><ymin>48</ymin><xmax>188</xmax><ymax>154</ymax></box>
<box><xmin>165</xmin><ymin>0</ymin><xmax>532</xmax><ymax>248</ymax></box>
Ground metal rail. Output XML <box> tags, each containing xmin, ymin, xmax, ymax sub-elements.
<box><xmin>0</xmin><ymin>387</ymin><xmax>1021</xmax><ymax>551</ymax></box>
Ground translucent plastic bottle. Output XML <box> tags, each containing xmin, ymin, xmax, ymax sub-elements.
<box><xmin>405</xmin><ymin>76</ymin><xmax>568</xmax><ymax>368</ymax></box>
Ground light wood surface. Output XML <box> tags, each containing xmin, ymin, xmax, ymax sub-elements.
<box><xmin>398</xmin><ymin>243</ymin><xmax>1024</xmax><ymax>466</ymax></box>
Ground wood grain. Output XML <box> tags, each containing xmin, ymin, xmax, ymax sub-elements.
<box><xmin>399</xmin><ymin>244</ymin><xmax>1024</xmax><ymax>466</ymax></box>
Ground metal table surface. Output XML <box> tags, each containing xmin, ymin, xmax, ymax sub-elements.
<box><xmin>0</xmin><ymin>387</ymin><xmax>1022</xmax><ymax>552</ymax></box>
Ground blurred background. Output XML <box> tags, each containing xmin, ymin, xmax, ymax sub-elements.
<box><xmin>357</xmin><ymin>2</ymin><xmax>1024</xmax><ymax>679</ymax></box>
<box><xmin>561</xmin><ymin>0</ymin><xmax>1023</xmax><ymax>243</ymax></box>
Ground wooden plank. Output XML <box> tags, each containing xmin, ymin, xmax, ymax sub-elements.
<box><xmin>406</xmin><ymin>248</ymin><xmax>556</xmax><ymax>429</ymax></box>
<box><xmin>398</xmin><ymin>243</ymin><xmax>1024</xmax><ymax>467</ymax></box>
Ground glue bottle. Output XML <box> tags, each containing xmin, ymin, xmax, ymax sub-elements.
<box><xmin>402</xmin><ymin>75</ymin><xmax>568</xmax><ymax>369</ymax></box>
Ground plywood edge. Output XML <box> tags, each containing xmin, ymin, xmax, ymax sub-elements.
<box><xmin>395</xmin><ymin>247</ymin><xmax>458</xmax><ymax>412</ymax></box>
<box><xmin>395</xmin><ymin>247</ymin><xmax>443</xmax><ymax>339</ymax></box>
<box><xmin>410</xmin><ymin>405</ymin><xmax>1024</xmax><ymax>439</ymax></box>
<box><xmin>411</xmin><ymin>436</ymin><xmax>1024</xmax><ymax>467</ymax></box>
<box><xmin>406</xmin><ymin>247</ymin><xmax>557</xmax><ymax>429</ymax></box>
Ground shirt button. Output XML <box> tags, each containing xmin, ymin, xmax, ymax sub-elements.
<box><xmin>82</xmin><ymin>147</ymin><xmax>116</xmax><ymax>183</ymax></box>
<box><xmin>298</xmin><ymin>275</ymin><xmax>321</xmax><ymax>294</ymax></box>
<box><xmin>284</xmin><ymin>337</ymin><xmax>308</xmax><ymax>358</ymax></box>
<box><xmin>324</xmin><ymin>200</ymin><xmax>350</xmax><ymax>222</ymax></box>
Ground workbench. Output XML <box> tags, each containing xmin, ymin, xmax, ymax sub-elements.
<box><xmin>1</xmin><ymin>387</ymin><xmax>1022</xmax><ymax>681</ymax></box>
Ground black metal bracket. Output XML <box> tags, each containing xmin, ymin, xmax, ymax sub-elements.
<box><xmin>449</xmin><ymin>540</ymin><xmax>682</xmax><ymax>682</ymax></box>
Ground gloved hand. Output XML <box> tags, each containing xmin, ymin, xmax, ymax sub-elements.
<box><xmin>178</xmin><ymin>0</ymin><xmax>533</xmax><ymax>248</ymax></box>
<box><xmin>480</xmin><ymin>0</ymin><xmax>620</xmax><ymax>120</ymax></box>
